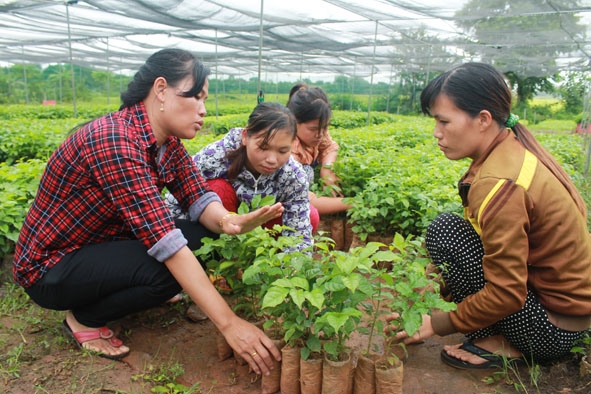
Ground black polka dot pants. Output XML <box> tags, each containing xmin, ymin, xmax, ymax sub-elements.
<box><xmin>426</xmin><ymin>212</ymin><xmax>587</xmax><ymax>363</ymax></box>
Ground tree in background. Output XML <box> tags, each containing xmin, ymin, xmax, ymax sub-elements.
<box><xmin>1</xmin><ymin>63</ymin><xmax>106</xmax><ymax>104</ymax></box>
<box><xmin>384</xmin><ymin>27</ymin><xmax>461</xmax><ymax>114</ymax></box>
<box><xmin>556</xmin><ymin>71</ymin><xmax>591</xmax><ymax>115</ymax></box>
<box><xmin>455</xmin><ymin>0</ymin><xmax>587</xmax><ymax>105</ymax></box>
<box><xmin>0</xmin><ymin>64</ymin><xmax>44</xmax><ymax>104</ymax></box>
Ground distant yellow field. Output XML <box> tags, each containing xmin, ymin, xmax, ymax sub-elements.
<box><xmin>532</xmin><ymin>96</ymin><xmax>560</xmax><ymax>105</ymax></box>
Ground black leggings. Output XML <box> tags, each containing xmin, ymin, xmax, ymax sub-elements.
<box><xmin>25</xmin><ymin>220</ymin><xmax>216</xmax><ymax>327</ymax></box>
<box><xmin>426</xmin><ymin>213</ymin><xmax>587</xmax><ymax>363</ymax></box>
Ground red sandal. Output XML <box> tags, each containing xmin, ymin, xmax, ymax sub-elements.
<box><xmin>62</xmin><ymin>320</ymin><xmax>129</xmax><ymax>360</ymax></box>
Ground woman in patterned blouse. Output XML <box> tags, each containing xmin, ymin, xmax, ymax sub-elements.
<box><xmin>167</xmin><ymin>102</ymin><xmax>315</xmax><ymax>250</ymax></box>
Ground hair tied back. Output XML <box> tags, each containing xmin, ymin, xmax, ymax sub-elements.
<box><xmin>505</xmin><ymin>113</ymin><xmax>519</xmax><ymax>128</ymax></box>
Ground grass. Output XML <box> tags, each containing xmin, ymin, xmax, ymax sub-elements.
<box><xmin>0</xmin><ymin>279</ymin><xmax>63</xmax><ymax>383</ymax></box>
<box><xmin>481</xmin><ymin>354</ymin><xmax>542</xmax><ymax>394</ymax></box>
<box><xmin>0</xmin><ymin>267</ymin><xmax>206</xmax><ymax>393</ymax></box>
<box><xmin>529</xmin><ymin>119</ymin><xmax>578</xmax><ymax>133</ymax></box>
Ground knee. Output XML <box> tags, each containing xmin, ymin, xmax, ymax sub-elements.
<box><xmin>426</xmin><ymin>213</ymin><xmax>467</xmax><ymax>240</ymax></box>
<box><xmin>309</xmin><ymin>205</ymin><xmax>320</xmax><ymax>233</ymax></box>
<box><xmin>425</xmin><ymin>213</ymin><xmax>465</xmax><ymax>260</ymax></box>
<box><xmin>207</xmin><ymin>178</ymin><xmax>239</xmax><ymax>212</ymax></box>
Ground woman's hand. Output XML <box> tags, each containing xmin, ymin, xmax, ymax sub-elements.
<box><xmin>385</xmin><ymin>313</ymin><xmax>435</xmax><ymax>345</ymax></box>
<box><xmin>165</xmin><ymin>247</ymin><xmax>281</xmax><ymax>376</ymax></box>
<box><xmin>220</xmin><ymin>315</ymin><xmax>282</xmax><ymax>376</ymax></box>
<box><xmin>221</xmin><ymin>202</ymin><xmax>284</xmax><ymax>234</ymax></box>
<box><xmin>319</xmin><ymin>165</ymin><xmax>341</xmax><ymax>194</ymax></box>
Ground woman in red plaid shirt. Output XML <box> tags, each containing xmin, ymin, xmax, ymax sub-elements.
<box><xmin>13</xmin><ymin>49</ymin><xmax>283</xmax><ymax>374</ymax></box>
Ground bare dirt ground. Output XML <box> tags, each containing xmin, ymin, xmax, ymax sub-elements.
<box><xmin>2</xmin><ymin>254</ymin><xmax>591</xmax><ymax>394</ymax></box>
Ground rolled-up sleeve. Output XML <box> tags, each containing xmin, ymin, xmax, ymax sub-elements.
<box><xmin>188</xmin><ymin>191</ymin><xmax>221</xmax><ymax>221</ymax></box>
<box><xmin>147</xmin><ymin>228</ymin><xmax>187</xmax><ymax>262</ymax></box>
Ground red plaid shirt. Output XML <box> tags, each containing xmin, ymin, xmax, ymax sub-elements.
<box><xmin>14</xmin><ymin>103</ymin><xmax>216</xmax><ymax>288</ymax></box>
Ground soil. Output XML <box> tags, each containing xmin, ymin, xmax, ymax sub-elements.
<box><xmin>2</xmin><ymin>253</ymin><xmax>591</xmax><ymax>393</ymax></box>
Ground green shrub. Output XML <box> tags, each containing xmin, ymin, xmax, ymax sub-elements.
<box><xmin>202</xmin><ymin>113</ymin><xmax>250</xmax><ymax>135</ymax></box>
<box><xmin>0</xmin><ymin>119</ymin><xmax>75</xmax><ymax>164</ymax></box>
<box><xmin>0</xmin><ymin>104</ymin><xmax>115</xmax><ymax>120</ymax></box>
<box><xmin>0</xmin><ymin>160</ymin><xmax>45</xmax><ymax>256</ymax></box>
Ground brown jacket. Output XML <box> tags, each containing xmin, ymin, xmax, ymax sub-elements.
<box><xmin>432</xmin><ymin>131</ymin><xmax>591</xmax><ymax>336</ymax></box>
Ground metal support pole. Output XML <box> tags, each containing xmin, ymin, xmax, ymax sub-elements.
<box><xmin>22</xmin><ymin>46</ymin><xmax>29</xmax><ymax>104</ymax></box>
<box><xmin>366</xmin><ymin>20</ymin><xmax>378</xmax><ymax>125</ymax></box>
<box><xmin>257</xmin><ymin>0</ymin><xmax>264</xmax><ymax>99</ymax></box>
<box><xmin>106</xmin><ymin>38</ymin><xmax>110</xmax><ymax>106</ymax></box>
<box><xmin>351</xmin><ymin>59</ymin><xmax>356</xmax><ymax>110</ymax></box>
<box><xmin>215</xmin><ymin>29</ymin><xmax>219</xmax><ymax>119</ymax></box>
<box><xmin>66</xmin><ymin>0</ymin><xmax>78</xmax><ymax>117</ymax></box>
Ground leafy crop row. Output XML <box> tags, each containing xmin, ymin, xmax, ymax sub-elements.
<box><xmin>0</xmin><ymin>107</ymin><xmax>587</xmax><ymax>255</ymax></box>
<box><xmin>0</xmin><ymin>104</ymin><xmax>116</xmax><ymax>120</ymax></box>
<box><xmin>0</xmin><ymin>160</ymin><xmax>46</xmax><ymax>256</ymax></box>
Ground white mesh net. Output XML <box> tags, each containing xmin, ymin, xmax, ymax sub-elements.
<box><xmin>0</xmin><ymin>0</ymin><xmax>589</xmax><ymax>80</ymax></box>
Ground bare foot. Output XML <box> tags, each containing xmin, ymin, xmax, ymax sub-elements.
<box><xmin>443</xmin><ymin>335</ymin><xmax>523</xmax><ymax>366</ymax></box>
<box><xmin>65</xmin><ymin>311</ymin><xmax>130</xmax><ymax>359</ymax></box>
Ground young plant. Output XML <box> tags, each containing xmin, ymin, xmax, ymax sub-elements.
<box><xmin>262</xmin><ymin>238</ymin><xmax>397</xmax><ymax>362</ymax></box>
<box><xmin>383</xmin><ymin>233</ymin><xmax>456</xmax><ymax>361</ymax></box>
<box><xmin>194</xmin><ymin>225</ymin><xmax>290</xmax><ymax>321</ymax></box>
<box><xmin>240</xmin><ymin>226</ymin><xmax>308</xmax><ymax>334</ymax></box>
<box><xmin>313</xmin><ymin>244</ymin><xmax>382</xmax><ymax>361</ymax></box>
<box><xmin>355</xmin><ymin>242</ymin><xmax>399</xmax><ymax>355</ymax></box>
<box><xmin>0</xmin><ymin>159</ymin><xmax>46</xmax><ymax>256</ymax></box>
<box><xmin>261</xmin><ymin>237</ymin><xmax>330</xmax><ymax>360</ymax></box>
<box><xmin>193</xmin><ymin>196</ymin><xmax>283</xmax><ymax>320</ymax></box>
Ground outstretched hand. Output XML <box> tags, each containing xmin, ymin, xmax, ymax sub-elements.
<box><xmin>222</xmin><ymin>202</ymin><xmax>284</xmax><ymax>235</ymax></box>
<box><xmin>220</xmin><ymin>315</ymin><xmax>282</xmax><ymax>376</ymax></box>
<box><xmin>385</xmin><ymin>313</ymin><xmax>435</xmax><ymax>345</ymax></box>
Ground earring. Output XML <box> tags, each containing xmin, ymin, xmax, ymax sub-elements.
<box><xmin>160</xmin><ymin>101</ymin><xmax>164</xmax><ymax>112</ymax></box>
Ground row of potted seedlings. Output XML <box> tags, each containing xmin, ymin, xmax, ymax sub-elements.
<box><xmin>194</xmin><ymin>223</ymin><xmax>455</xmax><ymax>394</ymax></box>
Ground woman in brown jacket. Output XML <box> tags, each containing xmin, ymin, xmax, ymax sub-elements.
<box><xmin>392</xmin><ymin>62</ymin><xmax>591</xmax><ymax>369</ymax></box>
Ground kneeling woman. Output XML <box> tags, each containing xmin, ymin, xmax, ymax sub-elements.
<box><xmin>393</xmin><ymin>62</ymin><xmax>591</xmax><ymax>370</ymax></box>
<box><xmin>168</xmin><ymin>102</ymin><xmax>315</xmax><ymax>250</ymax></box>
<box><xmin>13</xmin><ymin>49</ymin><xmax>282</xmax><ymax>374</ymax></box>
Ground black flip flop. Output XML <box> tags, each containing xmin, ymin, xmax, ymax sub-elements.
<box><xmin>441</xmin><ymin>339</ymin><xmax>526</xmax><ymax>370</ymax></box>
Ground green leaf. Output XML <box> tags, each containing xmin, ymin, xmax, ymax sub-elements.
<box><xmin>260</xmin><ymin>195</ymin><xmax>276</xmax><ymax>207</ymax></box>
<box><xmin>306</xmin><ymin>335</ymin><xmax>321</xmax><ymax>353</ymax></box>
<box><xmin>323</xmin><ymin>340</ymin><xmax>339</xmax><ymax>357</ymax></box>
<box><xmin>289</xmin><ymin>288</ymin><xmax>306</xmax><ymax>309</ymax></box>
<box><xmin>342</xmin><ymin>273</ymin><xmax>361</xmax><ymax>292</ymax></box>
<box><xmin>402</xmin><ymin>311</ymin><xmax>422</xmax><ymax>336</ymax></box>
<box><xmin>306</xmin><ymin>288</ymin><xmax>325</xmax><ymax>310</ymax></box>
<box><xmin>290</xmin><ymin>276</ymin><xmax>309</xmax><ymax>290</ymax></box>
<box><xmin>272</xmin><ymin>278</ymin><xmax>294</xmax><ymax>288</ymax></box>
<box><xmin>262</xmin><ymin>287</ymin><xmax>289</xmax><ymax>309</ymax></box>
<box><xmin>324</xmin><ymin>312</ymin><xmax>349</xmax><ymax>334</ymax></box>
